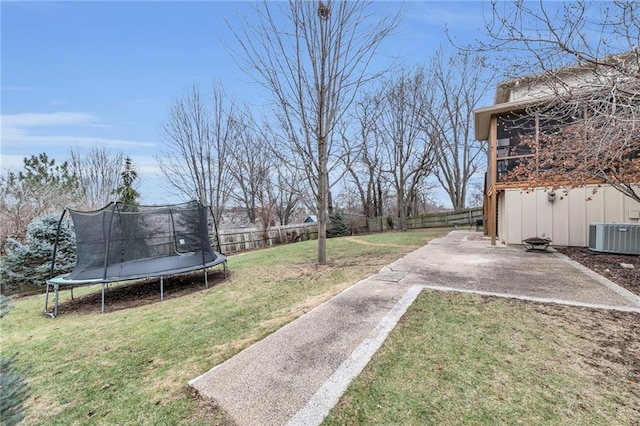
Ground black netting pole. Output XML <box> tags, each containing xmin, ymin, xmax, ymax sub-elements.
<box><xmin>199</xmin><ymin>202</ymin><xmax>206</xmax><ymax>265</ymax></box>
<box><xmin>103</xmin><ymin>203</ymin><xmax>118</xmax><ymax>281</ymax></box>
<box><xmin>48</xmin><ymin>209</ymin><xmax>68</xmax><ymax>280</ymax></box>
<box><xmin>168</xmin><ymin>206</ymin><xmax>177</xmax><ymax>254</ymax></box>
<box><xmin>46</xmin><ymin>209</ymin><xmax>68</xmax><ymax>316</ymax></box>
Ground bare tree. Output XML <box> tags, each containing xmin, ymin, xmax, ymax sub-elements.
<box><xmin>471</xmin><ymin>0</ymin><xmax>640</xmax><ymax>202</ymax></box>
<box><xmin>227</xmin><ymin>116</ymin><xmax>273</xmax><ymax>225</ymax></box>
<box><xmin>230</xmin><ymin>0</ymin><xmax>399</xmax><ymax>264</ymax></box>
<box><xmin>69</xmin><ymin>146</ymin><xmax>123</xmax><ymax>209</ymax></box>
<box><xmin>427</xmin><ymin>50</ymin><xmax>492</xmax><ymax>211</ymax></box>
<box><xmin>272</xmin><ymin>166</ymin><xmax>304</xmax><ymax>226</ymax></box>
<box><xmin>340</xmin><ymin>93</ymin><xmax>387</xmax><ymax>217</ymax></box>
<box><xmin>260</xmin><ymin>121</ymin><xmax>307</xmax><ymax>226</ymax></box>
<box><xmin>377</xmin><ymin>68</ymin><xmax>438</xmax><ymax>231</ymax></box>
<box><xmin>158</xmin><ymin>83</ymin><xmax>236</xmax><ymax>225</ymax></box>
<box><xmin>406</xmin><ymin>180</ymin><xmax>442</xmax><ymax>216</ymax></box>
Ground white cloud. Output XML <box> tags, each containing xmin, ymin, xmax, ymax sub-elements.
<box><xmin>129</xmin><ymin>154</ymin><xmax>163</xmax><ymax>175</ymax></box>
<box><xmin>0</xmin><ymin>154</ymin><xmax>29</xmax><ymax>171</ymax></box>
<box><xmin>1</xmin><ymin>111</ymin><xmax>155</xmax><ymax>149</ymax></box>
<box><xmin>5</xmin><ymin>134</ymin><xmax>155</xmax><ymax>148</ymax></box>
<box><xmin>0</xmin><ymin>111</ymin><xmax>177</xmax><ymax>204</ymax></box>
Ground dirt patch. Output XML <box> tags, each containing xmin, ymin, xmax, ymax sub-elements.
<box><xmin>344</xmin><ymin>237</ymin><xmax>406</xmax><ymax>248</ymax></box>
<box><xmin>528</xmin><ymin>248</ymin><xmax>640</xmax><ymax>409</ymax></box>
<box><xmin>51</xmin><ymin>270</ymin><xmax>228</xmax><ymax>316</ymax></box>
<box><xmin>190</xmin><ymin>391</ymin><xmax>237</xmax><ymax>426</ymax></box>
<box><xmin>527</xmin><ymin>300</ymin><xmax>640</xmax><ymax>403</ymax></box>
<box><xmin>555</xmin><ymin>246</ymin><xmax>640</xmax><ymax>297</ymax></box>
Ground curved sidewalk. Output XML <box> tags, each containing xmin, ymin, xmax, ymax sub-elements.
<box><xmin>189</xmin><ymin>231</ymin><xmax>640</xmax><ymax>426</ymax></box>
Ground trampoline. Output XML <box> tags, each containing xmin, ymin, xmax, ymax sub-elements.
<box><xmin>45</xmin><ymin>200</ymin><xmax>227</xmax><ymax>317</ymax></box>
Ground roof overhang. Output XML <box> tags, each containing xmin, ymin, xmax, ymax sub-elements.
<box><xmin>474</xmin><ymin>98</ymin><xmax>541</xmax><ymax>141</ymax></box>
<box><xmin>475</xmin><ymin>51</ymin><xmax>639</xmax><ymax>141</ymax></box>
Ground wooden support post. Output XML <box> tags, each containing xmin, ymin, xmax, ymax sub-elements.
<box><xmin>489</xmin><ymin>115</ymin><xmax>498</xmax><ymax>246</ymax></box>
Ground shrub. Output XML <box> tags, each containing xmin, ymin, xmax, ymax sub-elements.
<box><xmin>0</xmin><ymin>213</ymin><xmax>76</xmax><ymax>293</ymax></box>
<box><xmin>328</xmin><ymin>210</ymin><xmax>350</xmax><ymax>238</ymax></box>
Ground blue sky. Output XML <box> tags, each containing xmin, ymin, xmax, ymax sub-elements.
<box><xmin>1</xmin><ymin>1</ymin><xmax>494</xmax><ymax>205</ymax></box>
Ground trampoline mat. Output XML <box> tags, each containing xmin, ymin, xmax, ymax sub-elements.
<box><xmin>48</xmin><ymin>251</ymin><xmax>227</xmax><ymax>285</ymax></box>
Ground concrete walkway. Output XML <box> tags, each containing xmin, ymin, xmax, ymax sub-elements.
<box><xmin>189</xmin><ymin>231</ymin><xmax>640</xmax><ymax>425</ymax></box>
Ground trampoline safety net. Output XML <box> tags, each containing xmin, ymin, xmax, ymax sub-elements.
<box><xmin>59</xmin><ymin>200</ymin><xmax>223</xmax><ymax>282</ymax></box>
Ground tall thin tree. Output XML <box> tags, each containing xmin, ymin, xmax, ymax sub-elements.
<box><xmin>427</xmin><ymin>50</ymin><xmax>492</xmax><ymax>211</ymax></box>
<box><xmin>227</xmin><ymin>116</ymin><xmax>273</xmax><ymax>225</ymax></box>
<box><xmin>230</xmin><ymin>0</ymin><xmax>399</xmax><ymax>264</ymax></box>
<box><xmin>377</xmin><ymin>68</ymin><xmax>438</xmax><ymax>231</ymax></box>
<box><xmin>158</xmin><ymin>83</ymin><xmax>236</xmax><ymax>225</ymax></box>
<box><xmin>113</xmin><ymin>157</ymin><xmax>140</xmax><ymax>206</ymax></box>
<box><xmin>340</xmin><ymin>92</ymin><xmax>386</xmax><ymax>217</ymax></box>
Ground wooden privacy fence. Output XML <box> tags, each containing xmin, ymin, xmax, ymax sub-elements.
<box><xmin>406</xmin><ymin>208</ymin><xmax>482</xmax><ymax>230</ymax></box>
<box><xmin>217</xmin><ymin>207</ymin><xmax>483</xmax><ymax>254</ymax></box>
<box><xmin>217</xmin><ymin>222</ymin><xmax>318</xmax><ymax>253</ymax></box>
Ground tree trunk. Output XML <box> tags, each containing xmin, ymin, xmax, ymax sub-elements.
<box><xmin>317</xmin><ymin>136</ymin><xmax>328</xmax><ymax>264</ymax></box>
<box><xmin>397</xmin><ymin>186</ymin><xmax>406</xmax><ymax>231</ymax></box>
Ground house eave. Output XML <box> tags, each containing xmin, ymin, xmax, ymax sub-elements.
<box><xmin>474</xmin><ymin>98</ymin><xmax>542</xmax><ymax>141</ymax></box>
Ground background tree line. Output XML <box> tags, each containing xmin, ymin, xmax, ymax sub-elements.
<box><xmin>156</xmin><ymin>54</ymin><xmax>489</xmax><ymax>248</ymax></box>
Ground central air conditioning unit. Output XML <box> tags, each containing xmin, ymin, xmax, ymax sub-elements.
<box><xmin>588</xmin><ymin>223</ymin><xmax>640</xmax><ymax>255</ymax></box>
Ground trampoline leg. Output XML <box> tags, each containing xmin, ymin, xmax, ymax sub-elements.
<box><xmin>204</xmin><ymin>269</ymin><xmax>208</xmax><ymax>289</ymax></box>
<box><xmin>160</xmin><ymin>276</ymin><xmax>164</xmax><ymax>301</ymax></box>
<box><xmin>101</xmin><ymin>283</ymin><xmax>105</xmax><ymax>314</ymax></box>
<box><xmin>71</xmin><ymin>286</ymin><xmax>74</xmax><ymax>300</ymax></box>
<box><xmin>44</xmin><ymin>283</ymin><xmax>50</xmax><ymax>314</ymax></box>
<box><xmin>54</xmin><ymin>284</ymin><xmax>59</xmax><ymax>318</ymax></box>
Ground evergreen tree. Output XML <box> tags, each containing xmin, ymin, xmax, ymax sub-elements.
<box><xmin>0</xmin><ymin>214</ymin><xmax>76</xmax><ymax>293</ymax></box>
<box><xmin>113</xmin><ymin>157</ymin><xmax>140</xmax><ymax>207</ymax></box>
<box><xmin>111</xmin><ymin>157</ymin><xmax>149</xmax><ymax>260</ymax></box>
<box><xmin>0</xmin><ymin>295</ymin><xmax>28</xmax><ymax>426</ymax></box>
<box><xmin>1</xmin><ymin>152</ymin><xmax>81</xmax><ymax>255</ymax></box>
<box><xmin>328</xmin><ymin>211</ymin><xmax>350</xmax><ymax>238</ymax></box>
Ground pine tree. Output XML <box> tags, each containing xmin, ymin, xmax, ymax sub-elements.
<box><xmin>328</xmin><ymin>211</ymin><xmax>350</xmax><ymax>238</ymax></box>
<box><xmin>111</xmin><ymin>157</ymin><xmax>149</xmax><ymax>260</ymax></box>
<box><xmin>0</xmin><ymin>214</ymin><xmax>76</xmax><ymax>293</ymax></box>
<box><xmin>113</xmin><ymin>157</ymin><xmax>140</xmax><ymax>207</ymax></box>
<box><xmin>1</xmin><ymin>152</ymin><xmax>81</xmax><ymax>255</ymax></box>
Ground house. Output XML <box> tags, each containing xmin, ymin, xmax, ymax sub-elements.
<box><xmin>303</xmin><ymin>215</ymin><xmax>318</xmax><ymax>224</ymax></box>
<box><xmin>474</xmin><ymin>54</ymin><xmax>640</xmax><ymax>247</ymax></box>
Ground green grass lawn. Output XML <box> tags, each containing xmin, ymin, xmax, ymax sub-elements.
<box><xmin>324</xmin><ymin>291</ymin><xmax>640</xmax><ymax>425</ymax></box>
<box><xmin>1</xmin><ymin>228</ymin><xmax>448</xmax><ymax>425</ymax></box>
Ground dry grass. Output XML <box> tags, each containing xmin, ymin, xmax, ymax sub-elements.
<box><xmin>324</xmin><ymin>291</ymin><xmax>640</xmax><ymax>425</ymax></box>
<box><xmin>1</xmin><ymin>229</ymin><xmax>448</xmax><ymax>425</ymax></box>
